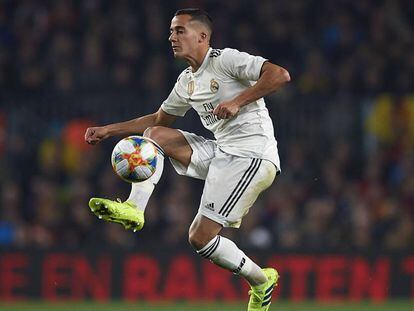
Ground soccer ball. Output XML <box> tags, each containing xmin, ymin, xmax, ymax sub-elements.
<box><xmin>111</xmin><ymin>136</ymin><xmax>158</xmax><ymax>183</ymax></box>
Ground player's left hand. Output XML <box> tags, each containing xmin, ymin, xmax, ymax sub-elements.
<box><xmin>213</xmin><ymin>100</ymin><xmax>241</xmax><ymax>119</ymax></box>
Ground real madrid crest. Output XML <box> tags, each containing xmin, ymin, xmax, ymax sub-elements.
<box><xmin>187</xmin><ymin>81</ymin><xmax>194</xmax><ymax>96</ymax></box>
<box><xmin>210</xmin><ymin>79</ymin><xmax>219</xmax><ymax>93</ymax></box>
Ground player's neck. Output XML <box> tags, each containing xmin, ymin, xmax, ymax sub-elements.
<box><xmin>187</xmin><ymin>46</ymin><xmax>210</xmax><ymax>72</ymax></box>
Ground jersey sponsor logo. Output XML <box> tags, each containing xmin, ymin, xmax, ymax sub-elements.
<box><xmin>204</xmin><ymin>202</ymin><xmax>215</xmax><ymax>211</ymax></box>
<box><xmin>202</xmin><ymin>114</ymin><xmax>219</xmax><ymax>126</ymax></box>
<box><xmin>187</xmin><ymin>80</ymin><xmax>194</xmax><ymax>95</ymax></box>
<box><xmin>201</xmin><ymin>102</ymin><xmax>220</xmax><ymax>126</ymax></box>
<box><xmin>202</xmin><ymin>102</ymin><xmax>214</xmax><ymax>111</ymax></box>
<box><xmin>210</xmin><ymin>79</ymin><xmax>219</xmax><ymax>93</ymax></box>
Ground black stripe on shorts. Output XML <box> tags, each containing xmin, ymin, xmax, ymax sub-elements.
<box><xmin>218</xmin><ymin>159</ymin><xmax>262</xmax><ymax>217</ymax></box>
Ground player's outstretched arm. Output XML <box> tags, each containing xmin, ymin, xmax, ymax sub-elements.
<box><xmin>213</xmin><ymin>62</ymin><xmax>290</xmax><ymax>119</ymax></box>
<box><xmin>85</xmin><ymin>108</ymin><xmax>177</xmax><ymax>145</ymax></box>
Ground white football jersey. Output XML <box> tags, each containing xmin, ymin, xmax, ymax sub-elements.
<box><xmin>161</xmin><ymin>47</ymin><xmax>280</xmax><ymax>170</ymax></box>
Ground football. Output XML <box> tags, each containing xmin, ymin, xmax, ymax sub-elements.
<box><xmin>111</xmin><ymin>136</ymin><xmax>158</xmax><ymax>183</ymax></box>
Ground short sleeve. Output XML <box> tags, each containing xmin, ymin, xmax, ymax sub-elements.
<box><xmin>161</xmin><ymin>81</ymin><xmax>191</xmax><ymax>117</ymax></box>
<box><xmin>219</xmin><ymin>48</ymin><xmax>268</xmax><ymax>81</ymax></box>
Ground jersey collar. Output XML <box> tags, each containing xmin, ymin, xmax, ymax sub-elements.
<box><xmin>193</xmin><ymin>47</ymin><xmax>212</xmax><ymax>77</ymax></box>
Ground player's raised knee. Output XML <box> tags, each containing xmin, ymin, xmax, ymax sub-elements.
<box><xmin>143</xmin><ymin>126</ymin><xmax>173</xmax><ymax>151</ymax></box>
<box><xmin>143</xmin><ymin>126</ymin><xmax>168</xmax><ymax>142</ymax></box>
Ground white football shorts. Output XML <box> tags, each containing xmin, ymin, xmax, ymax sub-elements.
<box><xmin>170</xmin><ymin>130</ymin><xmax>277</xmax><ymax>228</ymax></box>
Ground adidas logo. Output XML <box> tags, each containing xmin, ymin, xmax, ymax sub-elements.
<box><xmin>204</xmin><ymin>202</ymin><xmax>215</xmax><ymax>211</ymax></box>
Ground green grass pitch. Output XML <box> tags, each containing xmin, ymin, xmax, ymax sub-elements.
<box><xmin>0</xmin><ymin>301</ymin><xmax>412</xmax><ymax>311</ymax></box>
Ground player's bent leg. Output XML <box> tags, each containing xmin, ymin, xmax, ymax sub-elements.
<box><xmin>193</xmin><ymin>154</ymin><xmax>279</xmax><ymax>309</ymax></box>
<box><xmin>89</xmin><ymin>127</ymin><xmax>194</xmax><ymax>232</ymax></box>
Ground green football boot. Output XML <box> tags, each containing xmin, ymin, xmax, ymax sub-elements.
<box><xmin>88</xmin><ymin>198</ymin><xmax>144</xmax><ymax>232</ymax></box>
<box><xmin>247</xmin><ymin>268</ymin><xmax>279</xmax><ymax>311</ymax></box>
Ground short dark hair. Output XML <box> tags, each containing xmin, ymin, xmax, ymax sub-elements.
<box><xmin>174</xmin><ymin>8</ymin><xmax>213</xmax><ymax>33</ymax></box>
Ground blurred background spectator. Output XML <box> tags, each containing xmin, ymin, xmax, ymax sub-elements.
<box><xmin>0</xmin><ymin>0</ymin><xmax>413</xmax><ymax>252</ymax></box>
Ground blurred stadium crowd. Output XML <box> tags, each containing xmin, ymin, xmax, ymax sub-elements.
<box><xmin>0</xmin><ymin>0</ymin><xmax>413</xmax><ymax>251</ymax></box>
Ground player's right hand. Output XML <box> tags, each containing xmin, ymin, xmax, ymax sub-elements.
<box><xmin>85</xmin><ymin>126</ymin><xmax>109</xmax><ymax>145</ymax></box>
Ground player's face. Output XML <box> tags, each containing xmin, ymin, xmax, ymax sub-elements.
<box><xmin>169</xmin><ymin>15</ymin><xmax>200</xmax><ymax>59</ymax></box>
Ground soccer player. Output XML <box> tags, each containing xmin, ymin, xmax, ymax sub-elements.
<box><xmin>85</xmin><ymin>8</ymin><xmax>290</xmax><ymax>310</ymax></box>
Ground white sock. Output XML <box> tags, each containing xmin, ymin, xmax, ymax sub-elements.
<box><xmin>196</xmin><ymin>235</ymin><xmax>267</xmax><ymax>286</ymax></box>
<box><xmin>126</xmin><ymin>142</ymin><xmax>164</xmax><ymax>212</ymax></box>
<box><xmin>127</xmin><ymin>180</ymin><xmax>155</xmax><ymax>212</ymax></box>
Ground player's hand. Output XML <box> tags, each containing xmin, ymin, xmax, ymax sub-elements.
<box><xmin>213</xmin><ymin>100</ymin><xmax>241</xmax><ymax>119</ymax></box>
<box><xmin>85</xmin><ymin>126</ymin><xmax>109</xmax><ymax>145</ymax></box>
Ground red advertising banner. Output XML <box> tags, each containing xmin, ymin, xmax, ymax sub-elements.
<box><xmin>0</xmin><ymin>252</ymin><xmax>414</xmax><ymax>301</ymax></box>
